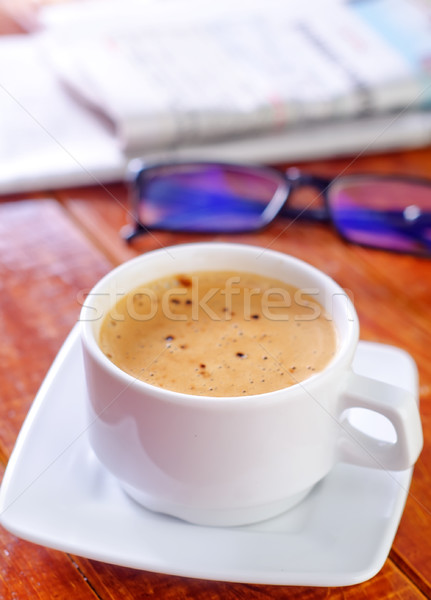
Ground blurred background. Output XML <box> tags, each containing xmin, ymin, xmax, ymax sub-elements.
<box><xmin>1</xmin><ymin>0</ymin><xmax>431</xmax><ymax>194</ymax></box>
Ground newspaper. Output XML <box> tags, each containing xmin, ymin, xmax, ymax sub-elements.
<box><xmin>40</xmin><ymin>0</ymin><xmax>431</xmax><ymax>153</ymax></box>
<box><xmin>1</xmin><ymin>0</ymin><xmax>431</xmax><ymax>195</ymax></box>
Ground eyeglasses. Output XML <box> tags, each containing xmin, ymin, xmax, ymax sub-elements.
<box><xmin>124</xmin><ymin>160</ymin><xmax>431</xmax><ymax>257</ymax></box>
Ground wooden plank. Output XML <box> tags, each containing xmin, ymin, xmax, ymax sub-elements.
<box><xmin>70</xmin><ymin>556</ymin><xmax>427</xmax><ymax>600</ymax></box>
<box><xmin>0</xmin><ymin>524</ymin><xmax>99</xmax><ymax>600</ymax></box>
<box><xmin>0</xmin><ymin>198</ymin><xmax>112</xmax><ymax>454</ymax></box>
<box><xmin>390</xmin><ymin>396</ymin><xmax>431</xmax><ymax>598</ymax></box>
<box><xmin>0</xmin><ymin>198</ymin><xmax>117</xmax><ymax>599</ymax></box>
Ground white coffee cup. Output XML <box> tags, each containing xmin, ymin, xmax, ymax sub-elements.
<box><xmin>80</xmin><ymin>243</ymin><xmax>423</xmax><ymax>527</ymax></box>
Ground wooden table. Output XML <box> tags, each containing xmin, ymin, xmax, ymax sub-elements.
<box><xmin>1</xmin><ymin>11</ymin><xmax>430</xmax><ymax>600</ymax></box>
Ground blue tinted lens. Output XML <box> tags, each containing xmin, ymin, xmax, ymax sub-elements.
<box><xmin>328</xmin><ymin>178</ymin><xmax>431</xmax><ymax>256</ymax></box>
<box><xmin>136</xmin><ymin>163</ymin><xmax>286</xmax><ymax>232</ymax></box>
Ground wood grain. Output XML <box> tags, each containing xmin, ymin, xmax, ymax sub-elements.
<box><xmin>0</xmin><ymin>199</ymin><xmax>112</xmax><ymax>454</ymax></box>
<box><xmin>69</xmin><ymin>557</ymin><xmax>428</xmax><ymax>600</ymax></box>
<box><xmin>0</xmin><ymin>199</ymin><xmax>112</xmax><ymax>599</ymax></box>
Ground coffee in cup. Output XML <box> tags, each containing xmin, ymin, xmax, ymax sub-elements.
<box><xmin>98</xmin><ymin>270</ymin><xmax>337</xmax><ymax>396</ymax></box>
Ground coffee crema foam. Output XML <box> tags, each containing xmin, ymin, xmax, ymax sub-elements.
<box><xmin>99</xmin><ymin>271</ymin><xmax>337</xmax><ymax>396</ymax></box>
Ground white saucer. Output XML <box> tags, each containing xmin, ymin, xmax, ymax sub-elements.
<box><xmin>0</xmin><ymin>326</ymin><xmax>418</xmax><ymax>587</ymax></box>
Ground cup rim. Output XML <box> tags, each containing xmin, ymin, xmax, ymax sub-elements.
<box><xmin>80</xmin><ymin>242</ymin><xmax>359</xmax><ymax>405</ymax></box>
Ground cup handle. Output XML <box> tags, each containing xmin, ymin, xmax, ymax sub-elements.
<box><xmin>337</xmin><ymin>373</ymin><xmax>423</xmax><ymax>471</ymax></box>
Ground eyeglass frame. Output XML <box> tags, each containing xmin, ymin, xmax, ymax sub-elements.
<box><xmin>124</xmin><ymin>159</ymin><xmax>431</xmax><ymax>257</ymax></box>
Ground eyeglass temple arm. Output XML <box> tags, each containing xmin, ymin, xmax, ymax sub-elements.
<box><xmin>280</xmin><ymin>169</ymin><xmax>332</xmax><ymax>222</ymax></box>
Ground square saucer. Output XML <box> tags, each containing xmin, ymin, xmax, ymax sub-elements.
<box><xmin>0</xmin><ymin>326</ymin><xmax>418</xmax><ymax>586</ymax></box>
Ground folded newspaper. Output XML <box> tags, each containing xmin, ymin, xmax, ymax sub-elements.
<box><xmin>1</xmin><ymin>0</ymin><xmax>431</xmax><ymax>195</ymax></box>
<box><xmin>41</xmin><ymin>0</ymin><xmax>431</xmax><ymax>153</ymax></box>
